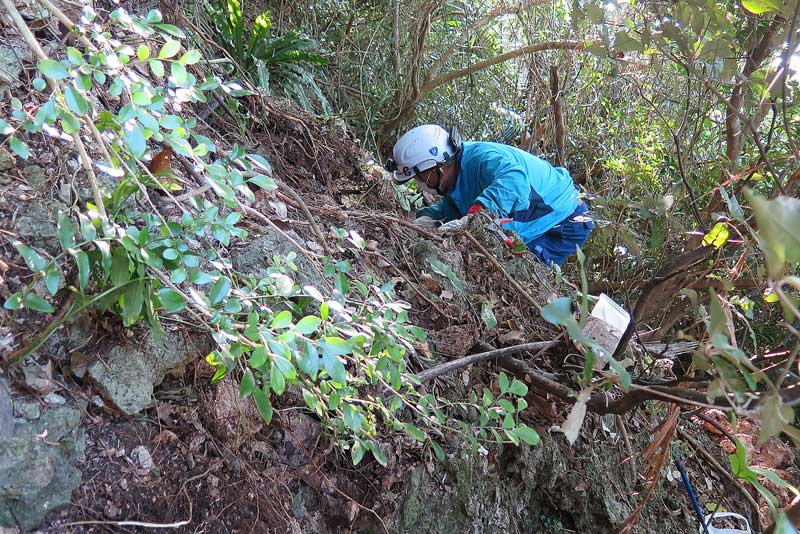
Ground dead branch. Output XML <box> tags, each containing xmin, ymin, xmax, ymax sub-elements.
<box><xmin>418</xmin><ymin>341</ymin><xmax>556</xmax><ymax>382</ymax></box>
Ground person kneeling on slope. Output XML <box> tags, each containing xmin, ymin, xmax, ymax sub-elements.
<box><xmin>387</xmin><ymin>124</ymin><xmax>594</xmax><ymax>267</ymax></box>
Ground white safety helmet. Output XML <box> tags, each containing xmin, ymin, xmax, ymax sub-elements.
<box><xmin>387</xmin><ymin>125</ymin><xmax>462</xmax><ymax>184</ymax></box>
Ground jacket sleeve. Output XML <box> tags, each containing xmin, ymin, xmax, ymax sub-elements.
<box><xmin>415</xmin><ymin>198</ymin><xmax>462</xmax><ymax>222</ymax></box>
<box><xmin>473</xmin><ymin>151</ymin><xmax>531</xmax><ymax>217</ymax></box>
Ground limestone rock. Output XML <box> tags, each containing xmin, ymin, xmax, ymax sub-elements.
<box><xmin>0</xmin><ymin>381</ymin><xmax>84</xmax><ymax>531</ymax></box>
<box><xmin>87</xmin><ymin>332</ymin><xmax>197</xmax><ymax>415</ymax></box>
<box><xmin>232</xmin><ymin>229</ymin><xmax>325</xmax><ymax>290</ymax></box>
<box><xmin>13</xmin><ymin>200</ymin><xmax>66</xmax><ymax>255</ymax></box>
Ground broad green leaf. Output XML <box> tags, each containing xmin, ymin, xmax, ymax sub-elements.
<box><xmin>252</xmin><ymin>387</ymin><xmax>273</xmax><ymax>423</ymax></box>
<box><xmin>757</xmin><ymin>395</ymin><xmax>794</xmax><ymax>444</ymax></box>
<box><xmin>426</xmin><ymin>257</ymin><xmax>463</xmax><ymax>290</ymax></box>
<box><xmin>430</xmin><ymin>441</ymin><xmax>445</xmax><ymax>461</ymax></box>
<box><xmin>0</xmin><ymin>119</ymin><xmax>12</xmax><ymax>135</ymax></box>
<box><xmin>23</xmin><ymin>292</ymin><xmax>55</xmax><ymax>313</ymax></box>
<box><xmin>403</xmin><ymin>423</ymin><xmax>426</xmax><ymax>442</ymax></box>
<box><xmin>74</xmin><ymin>250</ymin><xmax>90</xmax><ymax>291</ymax></box>
<box><xmin>209</xmin><ymin>276</ymin><xmax>232</xmax><ymax>305</ymax></box>
<box><xmin>157</xmin><ymin>288</ymin><xmax>185</xmax><ymax>313</ymax></box>
<box><xmin>749</xmin><ymin>193</ymin><xmax>800</xmax><ymax>277</ymax></box>
<box><xmin>351</xmin><ymin>440</ymin><xmax>365</xmax><ymax>465</ymax></box>
<box><xmin>38</xmin><ymin>59</ymin><xmax>68</xmax><ymax>79</ymax></box>
<box><xmin>110</xmin><ymin>249</ymin><xmax>131</xmax><ymax>286</ymax></box>
<box><xmin>136</xmin><ymin>44</ymin><xmax>150</xmax><ymax>61</ymax></box>
<box><xmin>515</xmin><ymin>424</ymin><xmax>541</xmax><ymax>446</ymax></box>
<box><xmin>4</xmin><ymin>292</ymin><xmax>23</xmax><ymax>310</ymax></box>
<box><xmin>508</xmin><ymin>380</ymin><xmax>528</xmax><ymax>396</ymax></box>
<box><xmin>480</xmin><ymin>302</ymin><xmax>497</xmax><ymax>328</ymax></box>
<box><xmin>498</xmin><ymin>372</ymin><xmax>509</xmax><ymax>394</ymax></box>
<box><xmin>57</xmin><ymin>212</ymin><xmax>76</xmax><ymax>249</ymax></box>
<box><xmin>294</xmin><ymin>315</ymin><xmax>321</xmax><ymax>335</ymax></box>
<box><xmin>271</xmin><ymin>310</ymin><xmax>293</xmax><ymax>329</ymax></box>
<box><xmin>158</xmin><ymin>40</ymin><xmax>181</xmax><ymax>59</ymax></box>
<box><xmin>368</xmin><ymin>441</ymin><xmax>388</xmax><ymax>466</ymax></box>
<box><xmin>742</xmin><ymin>0</ymin><xmax>780</xmax><ymax>13</ymax></box>
<box><xmin>247</xmin><ymin>174</ymin><xmax>276</xmax><ymax>190</ymax></box>
<box><xmin>64</xmin><ymin>85</ymin><xmax>89</xmax><ymax>115</ymax></box>
<box><xmin>270</xmin><ymin>368</ymin><xmax>286</xmax><ymax>394</ymax></box>
<box><xmin>9</xmin><ymin>137</ymin><xmax>29</xmax><ymax>160</ymax></box>
<box><xmin>149</xmin><ymin>59</ymin><xmax>165</xmax><ymax>77</ymax></box>
<box><xmin>170</xmin><ymin>62</ymin><xmax>187</xmax><ymax>85</ymax></box>
<box><xmin>702</xmin><ymin>222</ymin><xmax>730</xmax><ymax>248</ymax></box>
<box><xmin>179</xmin><ymin>49</ymin><xmax>201</xmax><ymax>65</ymax></box>
<box><xmin>239</xmin><ymin>369</ymin><xmax>256</xmax><ymax>399</ymax></box>
<box><xmin>153</xmin><ymin>24</ymin><xmax>185</xmax><ymax>37</ymax></box>
<box><xmin>43</xmin><ymin>265</ymin><xmax>60</xmax><ymax>295</ymax></box>
<box><xmin>322</xmin><ymin>347</ymin><xmax>347</xmax><ymax>384</ymax></box>
<box><xmin>32</xmin><ymin>78</ymin><xmax>46</xmax><ymax>92</ymax></box>
<box><xmin>123</xmin><ymin>125</ymin><xmax>146</xmax><ymax>158</ymax></box>
<box><xmin>60</xmin><ymin>112</ymin><xmax>81</xmax><ymax>134</ymax></box>
<box><xmin>122</xmin><ymin>279</ymin><xmax>144</xmax><ymax>326</ymax></box>
<box><xmin>14</xmin><ymin>242</ymin><xmax>47</xmax><ymax>272</ymax></box>
<box><xmin>298</xmin><ymin>342</ymin><xmax>319</xmax><ymax>379</ymax></box>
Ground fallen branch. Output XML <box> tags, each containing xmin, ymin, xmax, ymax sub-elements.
<box><xmin>418</xmin><ymin>341</ymin><xmax>555</xmax><ymax>383</ymax></box>
<box><xmin>345</xmin><ymin>211</ymin><xmax>445</xmax><ymax>242</ymax></box>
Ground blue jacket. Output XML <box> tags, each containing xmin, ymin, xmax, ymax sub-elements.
<box><xmin>417</xmin><ymin>142</ymin><xmax>581</xmax><ymax>244</ymax></box>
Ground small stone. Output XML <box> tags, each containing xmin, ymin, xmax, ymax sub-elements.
<box><xmin>43</xmin><ymin>392</ymin><xmax>66</xmax><ymax>405</ymax></box>
<box><xmin>132</xmin><ymin>445</ymin><xmax>153</xmax><ymax>474</ymax></box>
<box><xmin>23</xmin><ymin>166</ymin><xmax>49</xmax><ymax>191</ymax></box>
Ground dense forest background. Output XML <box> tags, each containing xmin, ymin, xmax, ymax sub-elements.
<box><xmin>2</xmin><ymin>0</ymin><xmax>800</xmax><ymax>531</ymax></box>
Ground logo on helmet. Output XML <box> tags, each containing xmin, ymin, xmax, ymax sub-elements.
<box><xmin>429</xmin><ymin>147</ymin><xmax>438</xmax><ymax>156</ymax></box>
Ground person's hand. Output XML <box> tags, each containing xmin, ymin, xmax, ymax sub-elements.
<box><xmin>439</xmin><ymin>216</ymin><xmax>469</xmax><ymax>233</ymax></box>
<box><xmin>414</xmin><ymin>215</ymin><xmax>440</xmax><ymax>228</ymax></box>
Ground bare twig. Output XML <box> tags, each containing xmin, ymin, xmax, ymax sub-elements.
<box><xmin>418</xmin><ymin>341</ymin><xmax>556</xmax><ymax>383</ymax></box>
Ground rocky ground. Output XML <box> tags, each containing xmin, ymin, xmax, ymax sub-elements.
<box><xmin>1</xmin><ymin>4</ymin><xmax>798</xmax><ymax>532</ymax></box>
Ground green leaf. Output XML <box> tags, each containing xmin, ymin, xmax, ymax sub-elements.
<box><xmin>322</xmin><ymin>347</ymin><xmax>347</xmax><ymax>384</ymax></box>
<box><xmin>247</xmin><ymin>174</ymin><xmax>276</xmax><ymax>190</ymax></box>
<box><xmin>136</xmin><ymin>44</ymin><xmax>150</xmax><ymax>61</ymax></box>
<box><xmin>110</xmin><ymin>249</ymin><xmax>131</xmax><ymax>286</ymax></box>
<box><xmin>60</xmin><ymin>112</ymin><xmax>81</xmax><ymax>134</ymax></box>
<box><xmin>209</xmin><ymin>276</ymin><xmax>232</xmax><ymax>305</ymax></box>
<box><xmin>14</xmin><ymin>242</ymin><xmax>47</xmax><ymax>272</ymax></box>
<box><xmin>515</xmin><ymin>423</ymin><xmax>541</xmax><ymax>446</ymax></box>
<box><xmin>0</xmin><ymin>119</ymin><xmax>12</xmax><ymax>135</ymax></box>
<box><xmin>271</xmin><ymin>310</ymin><xmax>293</xmax><ymax>329</ymax></box>
<box><xmin>480</xmin><ymin>302</ymin><xmax>497</xmax><ymax>328</ymax></box>
<box><xmin>157</xmin><ymin>288</ymin><xmax>185</xmax><ymax>313</ymax></box>
<box><xmin>179</xmin><ymin>49</ymin><xmax>201</xmax><ymax>65</ymax></box>
<box><xmin>742</xmin><ymin>0</ymin><xmax>781</xmax><ymax>14</ymax></box>
<box><xmin>294</xmin><ymin>315</ymin><xmax>321</xmax><ymax>335</ymax></box>
<box><xmin>32</xmin><ymin>78</ymin><xmax>46</xmax><ymax>92</ymax></box>
<box><xmin>240</xmin><ymin>369</ymin><xmax>256</xmax><ymax>399</ymax></box>
<box><xmin>252</xmin><ymin>387</ymin><xmax>273</xmax><ymax>424</ymax></box>
<box><xmin>123</xmin><ymin>125</ymin><xmax>146</xmax><ymax>158</ymax></box>
<box><xmin>351</xmin><ymin>439</ymin><xmax>365</xmax><ymax>465</ymax></box>
<box><xmin>404</xmin><ymin>423</ymin><xmax>426</xmax><ymax>442</ymax></box>
<box><xmin>749</xmin><ymin>193</ymin><xmax>800</xmax><ymax>278</ymax></box>
<box><xmin>23</xmin><ymin>292</ymin><xmax>55</xmax><ymax>313</ymax></box>
<box><xmin>270</xmin><ymin>368</ymin><xmax>286</xmax><ymax>394</ymax></box>
<box><xmin>170</xmin><ymin>62</ymin><xmax>187</xmax><ymax>85</ymax></box>
<box><xmin>153</xmin><ymin>24</ymin><xmax>185</xmax><ymax>37</ymax></box>
<box><xmin>122</xmin><ymin>279</ymin><xmax>144</xmax><ymax>326</ymax></box>
<box><xmin>508</xmin><ymin>380</ymin><xmax>528</xmax><ymax>397</ymax></box>
<box><xmin>149</xmin><ymin>60</ymin><xmax>165</xmax><ymax>77</ymax></box>
<box><xmin>498</xmin><ymin>372</ymin><xmax>509</xmax><ymax>394</ymax></box>
<box><xmin>298</xmin><ymin>342</ymin><xmax>319</xmax><ymax>379</ymax></box>
<box><xmin>702</xmin><ymin>222</ymin><xmax>730</xmax><ymax>248</ymax></box>
<box><xmin>158</xmin><ymin>40</ymin><xmax>181</xmax><ymax>59</ymax></box>
<box><xmin>4</xmin><ymin>292</ymin><xmax>23</xmax><ymax>310</ymax></box>
<box><xmin>426</xmin><ymin>257</ymin><xmax>463</xmax><ymax>290</ymax></box>
<box><xmin>430</xmin><ymin>441</ymin><xmax>445</xmax><ymax>461</ymax></box>
<box><xmin>9</xmin><ymin>137</ymin><xmax>30</xmax><ymax>160</ymax></box>
<box><xmin>74</xmin><ymin>250</ymin><xmax>90</xmax><ymax>291</ymax></box>
<box><xmin>43</xmin><ymin>265</ymin><xmax>60</xmax><ymax>296</ymax></box>
<box><xmin>66</xmin><ymin>47</ymin><xmax>83</xmax><ymax>65</ymax></box>
<box><xmin>57</xmin><ymin>212</ymin><xmax>76</xmax><ymax>250</ymax></box>
<box><xmin>368</xmin><ymin>441</ymin><xmax>388</xmax><ymax>466</ymax></box>
<box><xmin>64</xmin><ymin>85</ymin><xmax>89</xmax><ymax>116</ymax></box>
<box><xmin>38</xmin><ymin>59</ymin><xmax>68</xmax><ymax>79</ymax></box>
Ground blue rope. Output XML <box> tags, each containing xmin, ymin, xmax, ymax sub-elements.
<box><xmin>674</xmin><ymin>456</ymin><xmax>711</xmax><ymax>534</ymax></box>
